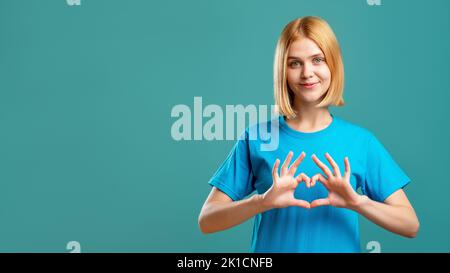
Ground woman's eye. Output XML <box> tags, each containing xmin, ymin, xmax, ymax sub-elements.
<box><xmin>289</xmin><ymin>61</ymin><xmax>301</xmax><ymax>67</ymax></box>
<box><xmin>313</xmin><ymin>57</ymin><xmax>325</xmax><ymax>64</ymax></box>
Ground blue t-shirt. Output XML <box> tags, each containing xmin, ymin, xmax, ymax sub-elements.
<box><xmin>208</xmin><ymin>114</ymin><xmax>410</xmax><ymax>253</ymax></box>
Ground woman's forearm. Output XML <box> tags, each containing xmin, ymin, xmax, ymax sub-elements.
<box><xmin>350</xmin><ymin>195</ymin><xmax>420</xmax><ymax>238</ymax></box>
<box><xmin>198</xmin><ymin>194</ymin><xmax>267</xmax><ymax>234</ymax></box>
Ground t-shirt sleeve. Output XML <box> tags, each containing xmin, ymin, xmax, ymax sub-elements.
<box><xmin>362</xmin><ymin>133</ymin><xmax>411</xmax><ymax>202</ymax></box>
<box><xmin>207</xmin><ymin>130</ymin><xmax>255</xmax><ymax>201</ymax></box>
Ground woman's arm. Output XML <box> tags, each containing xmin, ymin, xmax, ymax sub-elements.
<box><xmin>198</xmin><ymin>187</ymin><xmax>266</xmax><ymax>234</ymax></box>
<box><xmin>350</xmin><ymin>189</ymin><xmax>420</xmax><ymax>238</ymax></box>
<box><xmin>199</xmin><ymin>151</ymin><xmax>311</xmax><ymax>234</ymax></box>
<box><xmin>310</xmin><ymin>153</ymin><xmax>420</xmax><ymax>238</ymax></box>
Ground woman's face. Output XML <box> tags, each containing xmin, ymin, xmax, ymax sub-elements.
<box><xmin>286</xmin><ymin>38</ymin><xmax>331</xmax><ymax>105</ymax></box>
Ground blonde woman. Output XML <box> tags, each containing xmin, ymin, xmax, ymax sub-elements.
<box><xmin>198</xmin><ymin>16</ymin><xmax>419</xmax><ymax>253</ymax></box>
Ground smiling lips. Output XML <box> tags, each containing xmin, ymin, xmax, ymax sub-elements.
<box><xmin>300</xmin><ymin>82</ymin><xmax>319</xmax><ymax>89</ymax></box>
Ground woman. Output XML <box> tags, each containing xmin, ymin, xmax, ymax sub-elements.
<box><xmin>198</xmin><ymin>16</ymin><xmax>419</xmax><ymax>253</ymax></box>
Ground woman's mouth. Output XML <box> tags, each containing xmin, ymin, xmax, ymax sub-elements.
<box><xmin>300</xmin><ymin>82</ymin><xmax>319</xmax><ymax>89</ymax></box>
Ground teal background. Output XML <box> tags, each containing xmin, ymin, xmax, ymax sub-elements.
<box><xmin>0</xmin><ymin>0</ymin><xmax>449</xmax><ymax>252</ymax></box>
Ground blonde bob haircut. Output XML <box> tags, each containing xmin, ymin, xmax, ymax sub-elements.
<box><xmin>274</xmin><ymin>16</ymin><xmax>345</xmax><ymax>118</ymax></box>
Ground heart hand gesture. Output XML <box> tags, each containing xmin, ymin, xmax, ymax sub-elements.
<box><xmin>261</xmin><ymin>151</ymin><xmax>311</xmax><ymax>210</ymax></box>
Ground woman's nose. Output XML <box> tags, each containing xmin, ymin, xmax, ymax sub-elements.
<box><xmin>301</xmin><ymin>63</ymin><xmax>314</xmax><ymax>79</ymax></box>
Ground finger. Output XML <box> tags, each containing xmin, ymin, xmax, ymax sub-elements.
<box><xmin>325</xmin><ymin>152</ymin><xmax>341</xmax><ymax>177</ymax></box>
<box><xmin>293</xmin><ymin>199</ymin><xmax>311</xmax><ymax>209</ymax></box>
<box><xmin>311</xmin><ymin>154</ymin><xmax>333</xmax><ymax>178</ymax></box>
<box><xmin>311</xmin><ymin>174</ymin><xmax>317</xmax><ymax>187</ymax></box>
<box><xmin>311</xmin><ymin>173</ymin><xmax>329</xmax><ymax>189</ymax></box>
<box><xmin>281</xmin><ymin>151</ymin><xmax>293</xmax><ymax>176</ymax></box>
<box><xmin>344</xmin><ymin>156</ymin><xmax>351</xmax><ymax>180</ymax></box>
<box><xmin>288</xmin><ymin>151</ymin><xmax>306</xmax><ymax>176</ymax></box>
<box><xmin>272</xmin><ymin>159</ymin><xmax>280</xmax><ymax>183</ymax></box>
<box><xmin>311</xmin><ymin>198</ymin><xmax>331</xmax><ymax>208</ymax></box>
<box><xmin>295</xmin><ymin>173</ymin><xmax>310</xmax><ymax>187</ymax></box>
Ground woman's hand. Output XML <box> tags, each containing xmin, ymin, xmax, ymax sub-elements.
<box><xmin>310</xmin><ymin>153</ymin><xmax>363</xmax><ymax>209</ymax></box>
<box><xmin>261</xmin><ymin>151</ymin><xmax>311</xmax><ymax>210</ymax></box>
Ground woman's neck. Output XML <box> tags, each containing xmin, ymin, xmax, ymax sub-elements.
<box><xmin>286</xmin><ymin>102</ymin><xmax>332</xmax><ymax>133</ymax></box>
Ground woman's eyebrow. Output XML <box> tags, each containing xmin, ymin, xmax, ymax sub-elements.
<box><xmin>288</xmin><ymin>53</ymin><xmax>324</xmax><ymax>59</ymax></box>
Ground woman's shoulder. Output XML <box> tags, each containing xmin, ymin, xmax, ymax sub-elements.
<box><xmin>241</xmin><ymin>118</ymin><xmax>276</xmax><ymax>140</ymax></box>
<box><xmin>333</xmin><ymin>115</ymin><xmax>375</xmax><ymax>139</ymax></box>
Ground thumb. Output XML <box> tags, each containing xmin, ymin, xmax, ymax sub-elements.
<box><xmin>293</xmin><ymin>199</ymin><xmax>310</xmax><ymax>209</ymax></box>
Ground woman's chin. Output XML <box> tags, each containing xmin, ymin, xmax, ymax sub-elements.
<box><xmin>296</xmin><ymin>95</ymin><xmax>323</xmax><ymax>105</ymax></box>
